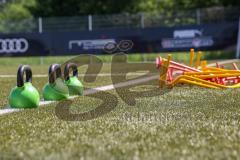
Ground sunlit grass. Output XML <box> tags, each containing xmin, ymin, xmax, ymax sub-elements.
<box><xmin>0</xmin><ymin>59</ymin><xmax>240</xmax><ymax>159</ymax></box>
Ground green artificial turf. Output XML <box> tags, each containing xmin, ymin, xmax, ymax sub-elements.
<box><xmin>0</xmin><ymin>50</ymin><xmax>235</xmax><ymax>66</ymax></box>
<box><xmin>0</xmin><ymin>56</ymin><xmax>240</xmax><ymax>159</ymax></box>
<box><xmin>1</xmin><ymin>83</ymin><xmax>240</xmax><ymax>159</ymax></box>
<box><xmin>0</xmin><ymin>51</ymin><xmax>235</xmax><ymax>75</ymax></box>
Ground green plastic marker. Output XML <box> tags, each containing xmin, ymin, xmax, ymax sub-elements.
<box><xmin>64</xmin><ymin>62</ymin><xmax>83</xmax><ymax>96</ymax></box>
<box><xmin>9</xmin><ymin>65</ymin><xmax>40</xmax><ymax>108</ymax></box>
<box><xmin>43</xmin><ymin>64</ymin><xmax>69</xmax><ymax>101</ymax></box>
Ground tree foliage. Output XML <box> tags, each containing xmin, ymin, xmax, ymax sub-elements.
<box><xmin>30</xmin><ymin>0</ymin><xmax>141</xmax><ymax>17</ymax></box>
<box><xmin>0</xmin><ymin>0</ymin><xmax>36</xmax><ymax>20</ymax></box>
<box><xmin>1</xmin><ymin>0</ymin><xmax>240</xmax><ymax>18</ymax></box>
<box><xmin>0</xmin><ymin>0</ymin><xmax>36</xmax><ymax>33</ymax></box>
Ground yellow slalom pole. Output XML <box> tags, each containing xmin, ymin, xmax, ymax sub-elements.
<box><xmin>171</xmin><ymin>75</ymin><xmax>227</xmax><ymax>88</ymax></box>
<box><xmin>178</xmin><ymin>79</ymin><xmax>219</xmax><ymax>89</ymax></box>
<box><xmin>195</xmin><ymin>51</ymin><xmax>202</xmax><ymax>69</ymax></box>
<box><xmin>196</xmin><ymin>73</ymin><xmax>240</xmax><ymax>79</ymax></box>
<box><xmin>159</xmin><ymin>54</ymin><xmax>172</xmax><ymax>88</ymax></box>
<box><xmin>228</xmin><ymin>83</ymin><xmax>240</xmax><ymax>88</ymax></box>
<box><xmin>189</xmin><ymin>49</ymin><xmax>195</xmax><ymax>67</ymax></box>
<box><xmin>184</xmin><ymin>70</ymin><xmax>240</xmax><ymax>76</ymax></box>
<box><xmin>159</xmin><ymin>60</ymin><xmax>167</xmax><ymax>88</ymax></box>
<box><xmin>201</xmin><ymin>60</ymin><xmax>207</xmax><ymax>71</ymax></box>
<box><xmin>204</xmin><ymin>67</ymin><xmax>228</xmax><ymax>72</ymax></box>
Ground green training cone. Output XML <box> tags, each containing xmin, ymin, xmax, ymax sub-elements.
<box><xmin>43</xmin><ymin>64</ymin><xmax>69</xmax><ymax>101</ymax></box>
<box><xmin>9</xmin><ymin>65</ymin><xmax>40</xmax><ymax>108</ymax></box>
<box><xmin>64</xmin><ymin>63</ymin><xmax>83</xmax><ymax>96</ymax></box>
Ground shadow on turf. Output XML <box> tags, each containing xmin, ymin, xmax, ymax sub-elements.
<box><xmin>55</xmin><ymin>53</ymin><xmax>172</xmax><ymax>121</ymax></box>
<box><xmin>55</xmin><ymin>88</ymin><xmax>118</xmax><ymax>121</ymax></box>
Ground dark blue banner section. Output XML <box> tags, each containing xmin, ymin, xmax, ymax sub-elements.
<box><xmin>0</xmin><ymin>22</ymin><xmax>238</xmax><ymax>56</ymax></box>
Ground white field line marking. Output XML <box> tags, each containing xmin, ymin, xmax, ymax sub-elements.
<box><xmin>207</xmin><ymin>59</ymin><xmax>239</xmax><ymax>67</ymax></box>
<box><xmin>0</xmin><ymin>73</ymin><xmax>156</xmax><ymax>78</ymax></box>
<box><xmin>0</xmin><ymin>59</ymin><xmax>238</xmax><ymax>78</ymax></box>
<box><xmin>0</xmin><ymin>59</ymin><xmax>239</xmax><ymax>116</ymax></box>
<box><xmin>0</xmin><ymin>75</ymin><xmax>158</xmax><ymax>115</ymax></box>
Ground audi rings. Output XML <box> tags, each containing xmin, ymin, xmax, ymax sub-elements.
<box><xmin>0</xmin><ymin>38</ymin><xmax>29</xmax><ymax>53</ymax></box>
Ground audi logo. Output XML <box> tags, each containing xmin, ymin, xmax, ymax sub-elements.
<box><xmin>0</xmin><ymin>38</ymin><xmax>29</xmax><ymax>53</ymax></box>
